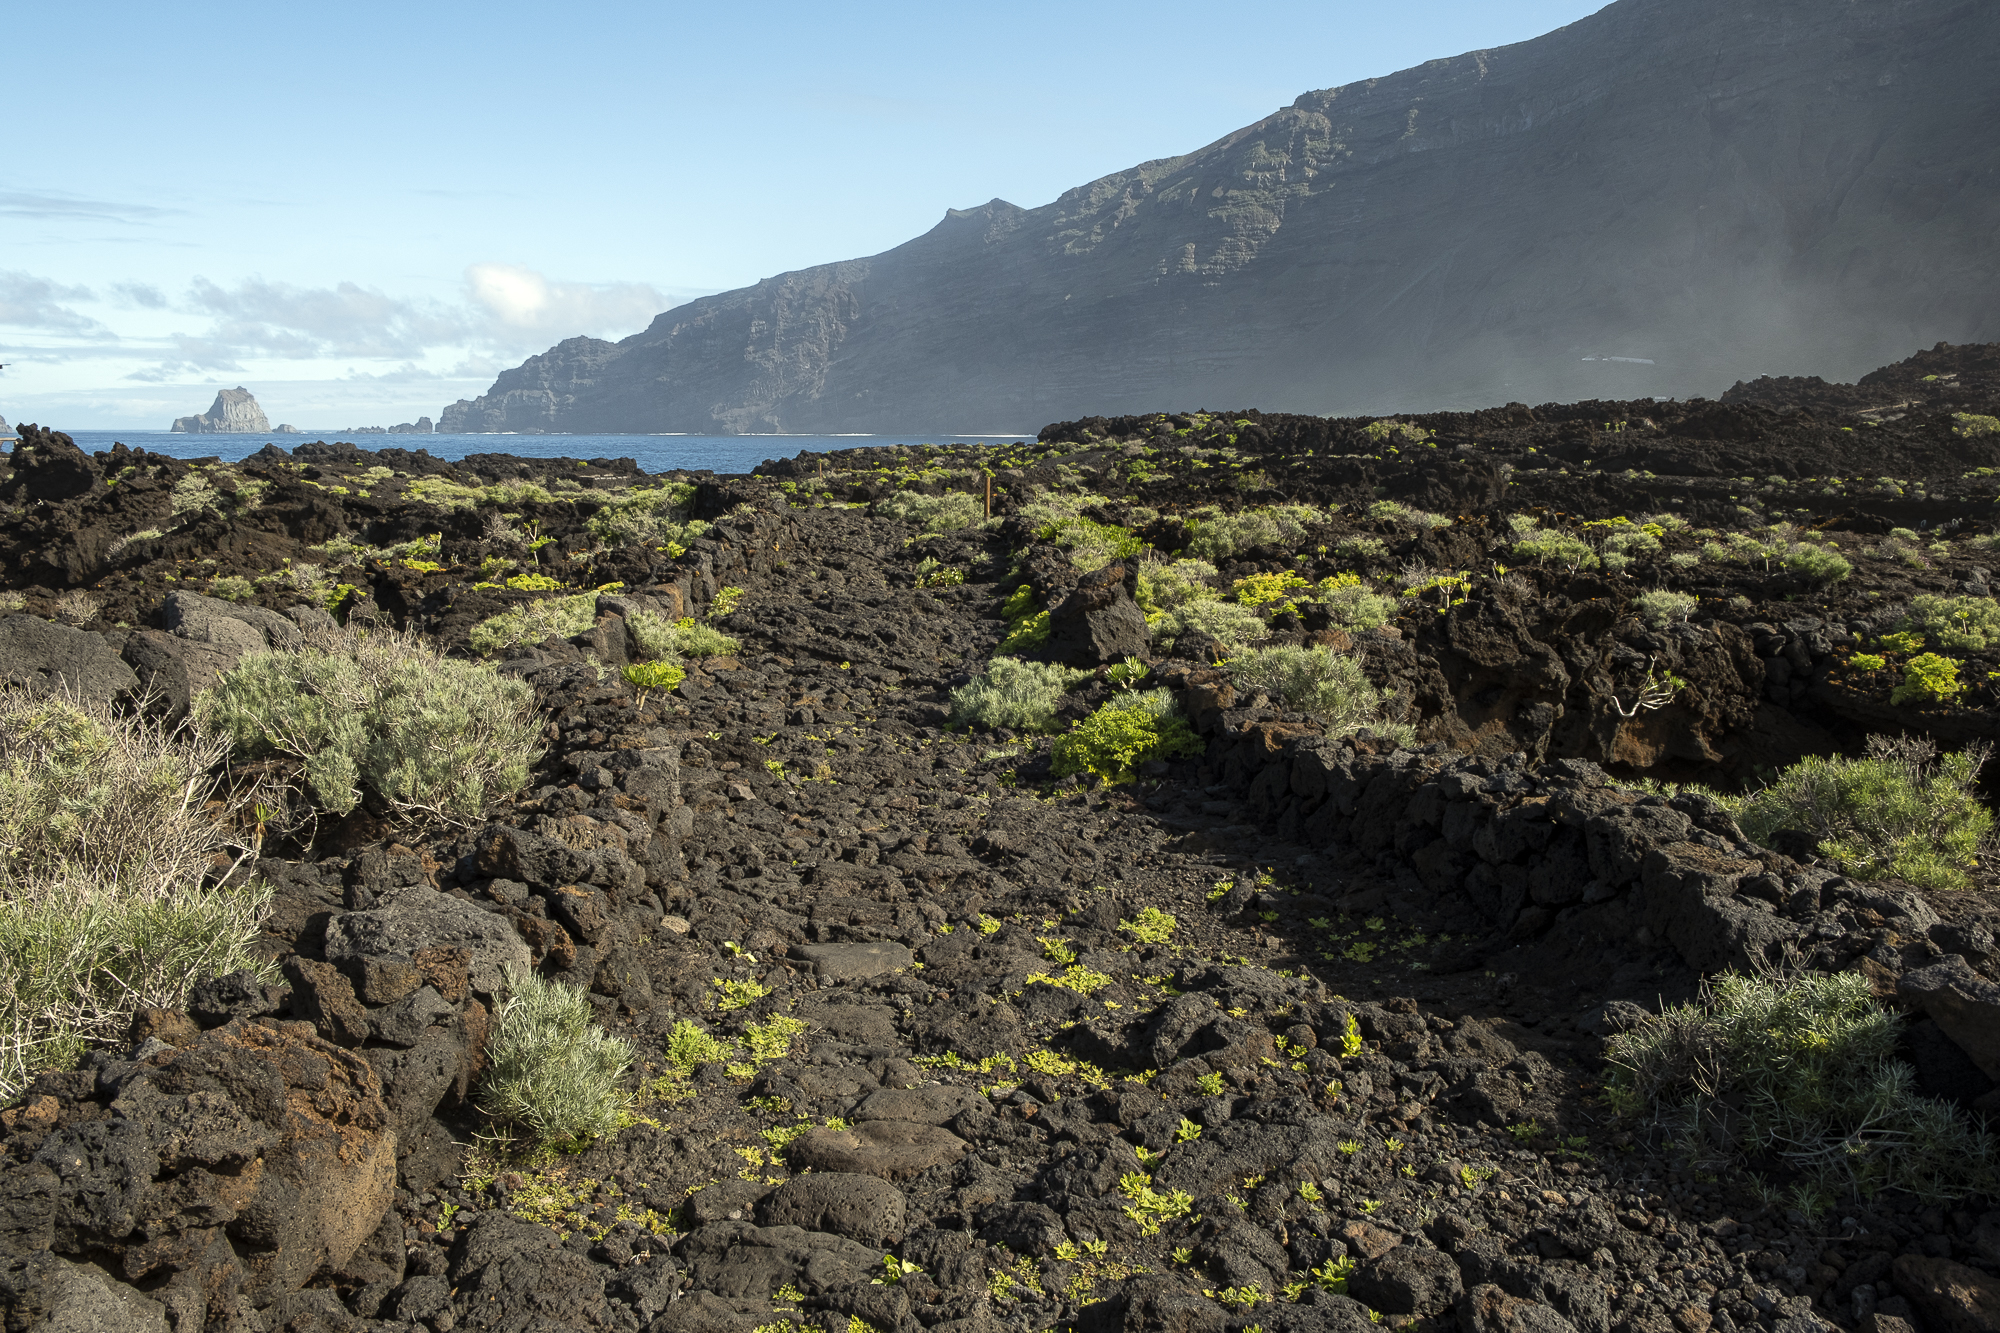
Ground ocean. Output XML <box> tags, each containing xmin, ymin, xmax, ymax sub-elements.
<box><xmin>40</xmin><ymin>431</ymin><xmax>1038</xmax><ymax>477</ymax></box>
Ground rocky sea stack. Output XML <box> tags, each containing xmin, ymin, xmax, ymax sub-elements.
<box><xmin>2</xmin><ymin>344</ymin><xmax>1999</xmax><ymax>1333</ymax></box>
<box><xmin>172</xmin><ymin>386</ymin><xmax>272</xmax><ymax>434</ymax></box>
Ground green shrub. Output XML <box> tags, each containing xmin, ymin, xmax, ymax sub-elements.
<box><xmin>621</xmin><ymin>660</ymin><xmax>685</xmax><ymax>698</ymax></box>
<box><xmin>408</xmin><ymin>476</ymin><xmax>554</xmax><ymax>509</ymax></box>
<box><xmin>477</xmin><ymin>965</ymin><xmax>634</xmax><ymax>1147</ymax></box>
<box><xmin>1232</xmin><ymin>571</ymin><xmax>1312</xmax><ymax>608</ymax></box>
<box><xmin>995</xmin><ymin>585</ymin><xmax>1051</xmax><ymax>655</ymax></box>
<box><xmin>1136</xmin><ymin>559</ymin><xmax>1220</xmax><ymax>618</ymax></box>
<box><xmin>914</xmin><ymin>557</ymin><xmax>965</xmax><ymax>588</ymax></box>
<box><xmin>1953</xmin><ymin>413</ymin><xmax>2000</xmax><ymax>439</ymax></box>
<box><xmin>628</xmin><ymin>609</ymin><xmax>738</xmax><ymax>661</ymax></box>
<box><xmin>950</xmin><ymin>658</ymin><xmax>1089</xmax><ymax>733</ymax></box>
<box><xmin>1360</xmin><ymin>419</ymin><xmax>1432</xmax><ymax>446</ymax></box>
<box><xmin>1631</xmin><ymin>590</ymin><xmax>1697</xmax><ymax>628</ymax></box>
<box><xmin>1050</xmin><ymin>692</ymin><xmax>1203</xmax><ymax>782</ymax></box>
<box><xmin>1119</xmin><ymin>906</ymin><xmax>1177</xmax><ymax>944</ymax></box>
<box><xmin>1785</xmin><ymin>544</ymin><xmax>1852</xmax><ymax>585</ymax></box>
<box><xmin>1606</xmin><ymin>972</ymin><xmax>1998</xmax><ymax>1204</ymax></box>
<box><xmin>1512</xmin><ymin>525</ymin><xmax>1598</xmax><ymax>571</ymax></box>
<box><xmin>1314</xmin><ymin>573</ymin><xmax>1397</xmax><ymax>631</ymax></box>
<box><xmin>876</xmin><ymin>490</ymin><xmax>983</xmax><ymax>534</ymax></box>
<box><xmin>1365</xmin><ymin>500</ymin><xmax>1449</xmax><ymax>530</ymax></box>
<box><xmin>1334</xmin><ymin>536</ymin><xmax>1389</xmax><ymax>565</ymax></box>
<box><xmin>1225</xmin><ymin>644</ymin><xmax>1412</xmax><ymax>744</ymax></box>
<box><xmin>197</xmin><ymin>627</ymin><xmax>543</xmax><ymax>826</ymax></box>
<box><xmin>210</xmin><ymin>575</ymin><xmax>254</xmax><ymax>602</ymax></box>
<box><xmin>0</xmin><ymin>692</ymin><xmax>271</xmax><ymax>1100</ymax></box>
<box><xmin>1899</xmin><ymin>594</ymin><xmax>2000</xmax><ymax>651</ymax></box>
<box><xmin>1892</xmin><ymin>653</ymin><xmax>1966</xmax><ymax>707</ymax></box>
<box><xmin>1181</xmin><ymin>505</ymin><xmax>1321</xmax><ymax>560</ymax></box>
<box><xmin>1155</xmin><ymin>598</ymin><xmax>1269</xmax><ymax>651</ymax></box>
<box><xmin>665</xmin><ymin>1018</ymin><xmax>731</xmax><ymax>1070</ymax></box>
<box><xmin>585</xmin><ymin>482</ymin><xmax>699</xmax><ymax>546</ymax></box>
<box><xmin>470</xmin><ymin>593</ymin><xmax>599</xmax><ymax>656</ymax></box>
<box><xmin>1731</xmin><ymin>736</ymin><xmax>1991</xmax><ymax>890</ymax></box>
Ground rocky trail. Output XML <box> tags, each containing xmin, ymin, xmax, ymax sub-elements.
<box><xmin>2</xmin><ymin>343</ymin><xmax>1999</xmax><ymax>1333</ymax></box>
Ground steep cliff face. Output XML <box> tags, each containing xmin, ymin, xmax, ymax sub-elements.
<box><xmin>171</xmin><ymin>387</ymin><xmax>271</xmax><ymax>434</ymax></box>
<box><xmin>444</xmin><ymin>0</ymin><xmax>2000</xmax><ymax>434</ymax></box>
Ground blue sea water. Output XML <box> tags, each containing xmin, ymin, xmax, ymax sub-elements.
<box><xmin>43</xmin><ymin>431</ymin><xmax>1035</xmax><ymax>477</ymax></box>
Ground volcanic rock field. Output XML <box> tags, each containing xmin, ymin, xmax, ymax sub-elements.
<box><xmin>2</xmin><ymin>342</ymin><xmax>2000</xmax><ymax>1333</ymax></box>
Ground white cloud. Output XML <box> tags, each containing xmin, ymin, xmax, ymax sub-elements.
<box><xmin>465</xmin><ymin>263</ymin><xmax>667</xmax><ymax>341</ymax></box>
<box><xmin>0</xmin><ymin>271</ymin><xmax>106</xmax><ymax>334</ymax></box>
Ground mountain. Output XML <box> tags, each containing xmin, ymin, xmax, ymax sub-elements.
<box><xmin>171</xmin><ymin>387</ymin><xmax>271</xmax><ymax>434</ymax></box>
<box><xmin>442</xmin><ymin>0</ymin><xmax>2000</xmax><ymax>436</ymax></box>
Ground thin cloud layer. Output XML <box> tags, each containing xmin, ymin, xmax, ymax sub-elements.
<box><xmin>0</xmin><ymin>271</ymin><xmax>107</xmax><ymax>334</ymax></box>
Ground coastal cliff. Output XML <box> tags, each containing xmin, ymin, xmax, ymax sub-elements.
<box><xmin>171</xmin><ymin>386</ymin><xmax>271</xmax><ymax>434</ymax></box>
<box><xmin>444</xmin><ymin>0</ymin><xmax>2000</xmax><ymax>434</ymax></box>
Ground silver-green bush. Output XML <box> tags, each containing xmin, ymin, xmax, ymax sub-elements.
<box><xmin>950</xmin><ymin>658</ymin><xmax>1089</xmax><ymax>733</ymax></box>
<box><xmin>1225</xmin><ymin>644</ymin><xmax>1412</xmax><ymax>743</ymax></box>
<box><xmin>1898</xmin><ymin>594</ymin><xmax>2000</xmax><ymax>651</ymax></box>
<box><xmin>1155</xmin><ymin>598</ymin><xmax>1269</xmax><ymax>651</ymax></box>
<box><xmin>1631</xmin><ymin>590</ymin><xmax>1697</xmax><ymax>628</ymax></box>
<box><xmin>1728</xmin><ymin>735</ymin><xmax>1990</xmax><ymax>891</ymax></box>
<box><xmin>477</xmin><ymin>965</ymin><xmax>634</xmax><ymax>1147</ymax></box>
<box><xmin>875</xmin><ymin>490</ymin><xmax>984</xmax><ymax>534</ymax></box>
<box><xmin>627</xmin><ymin>609</ymin><xmax>739</xmax><ymax>661</ymax></box>
<box><xmin>1607</xmin><ymin>972</ymin><xmax>1999</xmax><ymax>1206</ymax></box>
<box><xmin>1136</xmin><ymin>558</ymin><xmax>1220</xmax><ymax>618</ymax></box>
<box><xmin>1315</xmin><ymin>577</ymin><xmax>1398</xmax><ymax>632</ymax></box>
<box><xmin>197</xmin><ymin>627</ymin><xmax>543</xmax><ymax>827</ymax></box>
<box><xmin>0</xmin><ymin>692</ymin><xmax>271</xmax><ymax>1100</ymax></box>
<box><xmin>1181</xmin><ymin>505</ymin><xmax>1321</xmax><ymax>560</ymax></box>
<box><xmin>585</xmin><ymin>482</ymin><xmax>702</xmax><ymax>547</ymax></box>
<box><xmin>469</xmin><ymin>593</ymin><xmax>599</xmax><ymax>656</ymax></box>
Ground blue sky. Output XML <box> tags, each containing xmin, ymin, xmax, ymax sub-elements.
<box><xmin>3</xmin><ymin>0</ymin><xmax>1606</xmax><ymax>429</ymax></box>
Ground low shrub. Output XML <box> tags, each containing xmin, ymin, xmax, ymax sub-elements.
<box><xmin>628</xmin><ymin>609</ymin><xmax>738</xmax><ymax>662</ymax></box>
<box><xmin>1953</xmin><ymin>413</ymin><xmax>2000</xmax><ymax>439</ymax></box>
<box><xmin>1364</xmin><ymin>500</ymin><xmax>1450</xmax><ymax>530</ymax></box>
<box><xmin>1315</xmin><ymin>574</ymin><xmax>1397</xmax><ymax>632</ymax></box>
<box><xmin>1334</xmin><ymin>536</ymin><xmax>1389</xmax><ymax>565</ymax></box>
<box><xmin>621</xmin><ymin>660</ymin><xmax>685</xmax><ymax>700</ymax></box>
<box><xmin>1181</xmin><ymin>505</ymin><xmax>1321</xmax><ymax>560</ymax></box>
<box><xmin>1360</xmin><ymin>419</ymin><xmax>1432</xmax><ymax>446</ymax></box>
<box><xmin>875</xmin><ymin>490</ymin><xmax>983</xmax><ymax>534</ymax></box>
<box><xmin>1137</xmin><ymin>559</ymin><xmax>1220</xmax><ymax>617</ymax></box>
<box><xmin>1631</xmin><ymin>590</ymin><xmax>1697</xmax><ymax>628</ymax></box>
<box><xmin>1510</xmin><ymin>519</ymin><xmax>1598</xmax><ymax>571</ymax></box>
<box><xmin>1785</xmin><ymin>544</ymin><xmax>1853</xmax><ymax>585</ymax></box>
<box><xmin>1225</xmin><ymin>645</ymin><xmax>1412</xmax><ymax>744</ymax></box>
<box><xmin>197</xmin><ymin>626</ymin><xmax>543</xmax><ymax>827</ymax></box>
<box><xmin>477</xmin><ymin>965</ymin><xmax>634</xmax><ymax>1147</ymax></box>
<box><xmin>995</xmin><ymin>585</ymin><xmax>1052</xmax><ymax>655</ymax></box>
<box><xmin>1155</xmin><ymin>598</ymin><xmax>1269</xmax><ymax>651</ymax></box>
<box><xmin>1892</xmin><ymin>653</ymin><xmax>1966</xmax><ymax>707</ymax></box>
<box><xmin>914</xmin><ymin>557</ymin><xmax>964</xmax><ymax>588</ymax></box>
<box><xmin>1731</xmin><ymin>735</ymin><xmax>1991</xmax><ymax>890</ymax></box>
<box><xmin>1607</xmin><ymin>972</ymin><xmax>1998</xmax><ymax>1205</ymax></box>
<box><xmin>1050</xmin><ymin>692</ymin><xmax>1203</xmax><ymax>782</ymax></box>
<box><xmin>407</xmin><ymin>476</ymin><xmax>554</xmax><ymax>509</ymax></box>
<box><xmin>584</xmin><ymin>482</ymin><xmax>699</xmax><ymax>547</ymax></box>
<box><xmin>0</xmin><ymin>692</ymin><xmax>270</xmax><ymax>1100</ymax></box>
<box><xmin>1898</xmin><ymin>594</ymin><xmax>2000</xmax><ymax>651</ymax></box>
<box><xmin>470</xmin><ymin>593</ymin><xmax>599</xmax><ymax>656</ymax></box>
<box><xmin>950</xmin><ymin>658</ymin><xmax>1088</xmax><ymax>733</ymax></box>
